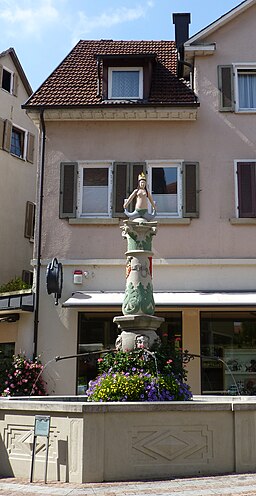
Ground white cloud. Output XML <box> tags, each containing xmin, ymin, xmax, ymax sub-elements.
<box><xmin>0</xmin><ymin>0</ymin><xmax>60</xmax><ymax>38</ymax></box>
<box><xmin>71</xmin><ymin>4</ymin><xmax>152</xmax><ymax>44</ymax></box>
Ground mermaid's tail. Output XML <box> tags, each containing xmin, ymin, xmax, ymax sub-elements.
<box><xmin>124</xmin><ymin>209</ymin><xmax>156</xmax><ymax>221</ymax></box>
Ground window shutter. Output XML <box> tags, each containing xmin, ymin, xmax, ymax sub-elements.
<box><xmin>218</xmin><ymin>65</ymin><xmax>234</xmax><ymax>111</ymax></box>
<box><xmin>131</xmin><ymin>162</ymin><xmax>146</xmax><ymax>190</ymax></box>
<box><xmin>0</xmin><ymin>117</ymin><xmax>5</xmax><ymax>149</ymax></box>
<box><xmin>12</xmin><ymin>72</ymin><xmax>18</xmax><ymax>96</ymax></box>
<box><xmin>237</xmin><ymin>162</ymin><xmax>256</xmax><ymax>218</ymax></box>
<box><xmin>183</xmin><ymin>162</ymin><xmax>199</xmax><ymax>218</ymax></box>
<box><xmin>3</xmin><ymin>119</ymin><xmax>12</xmax><ymax>152</ymax></box>
<box><xmin>59</xmin><ymin>162</ymin><xmax>78</xmax><ymax>218</ymax></box>
<box><xmin>26</xmin><ymin>132</ymin><xmax>35</xmax><ymax>163</ymax></box>
<box><xmin>113</xmin><ymin>162</ymin><xmax>129</xmax><ymax>217</ymax></box>
<box><xmin>0</xmin><ymin>64</ymin><xmax>3</xmax><ymax>86</ymax></box>
<box><xmin>112</xmin><ymin>162</ymin><xmax>146</xmax><ymax>217</ymax></box>
<box><xmin>24</xmin><ymin>201</ymin><xmax>35</xmax><ymax>239</ymax></box>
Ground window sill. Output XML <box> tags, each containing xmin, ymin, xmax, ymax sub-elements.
<box><xmin>69</xmin><ymin>218</ymin><xmax>120</xmax><ymax>225</ymax></box>
<box><xmin>230</xmin><ymin>218</ymin><xmax>256</xmax><ymax>225</ymax></box>
<box><xmin>69</xmin><ymin>217</ymin><xmax>191</xmax><ymax>225</ymax></box>
<box><xmin>157</xmin><ymin>218</ymin><xmax>191</xmax><ymax>225</ymax></box>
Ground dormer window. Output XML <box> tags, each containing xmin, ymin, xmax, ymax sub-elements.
<box><xmin>108</xmin><ymin>67</ymin><xmax>143</xmax><ymax>100</ymax></box>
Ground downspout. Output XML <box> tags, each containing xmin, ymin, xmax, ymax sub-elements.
<box><xmin>33</xmin><ymin>109</ymin><xmax>46</xmax><ymax>359</ymax></box>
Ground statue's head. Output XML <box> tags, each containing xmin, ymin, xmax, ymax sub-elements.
<box><xmin>138</xmin><ymin>172</ymin><xmax>146</xmax><ymax>189</ymax></box>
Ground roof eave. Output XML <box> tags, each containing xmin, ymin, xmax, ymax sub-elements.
<box><xmin>184</xmin><ymin>0</ymin><xmax>256</xmax><ymax>46</ymax></box>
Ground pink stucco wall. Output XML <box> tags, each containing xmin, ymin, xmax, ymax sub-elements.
<box><xmin>41</xmin><ymin>4</ymin><xmax>256</xmax><ymax>261</ymax></box>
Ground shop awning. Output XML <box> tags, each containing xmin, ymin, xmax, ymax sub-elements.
<box><xmin>0</xmin><ymin>291</ymin><xmax>34</xmax><ymax>315</ymax></box>
<box><xmin>62</xmin><ymin>291</ymin><xmax>256</xmax><ymax>308</ymax></box>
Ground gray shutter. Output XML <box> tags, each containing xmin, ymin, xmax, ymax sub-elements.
<box><xmin>0</xmin><ymin>117</ymin><xmax>5</xmax><ymax>149</ymax></box>
<box><xmin>237</xmin><ymin>162</ymin><xmax>256</xmax><ymax>218</ymax></box>
<box><xmin>26</xmin><ymin>132</ymin><xmax>35</xmax><ymax>163</ymax></box>
<box><xmin>112</xmin><ymin>162</ymin><xmax>146</xmax><ymax>217</ymax></box>
<box><xmin>3</xmin><ymin>119</ymin><xmax>12</xmax><ymax>152</ymax></box>
<box><xmin>183</xmin><ymin>162</ymin><xmax>199</xmax><ymax>218</ymax></box>
<box><xmin>59</xmin><ymin>162</ymin><xmax>78</xmax><ymax>218</ymax></box>
<box><xmin>218</xmin><ymin>65</ymin><xmax>234</xmax><ymax>111</ymax></box>
<box><xmin>0</xmin><ymin>64</ymin><xmax>3</xmax><ymax>87</ymax></box>
<box><xmin>24</xmin><ymin>201</ymin><xmax>35</xmax><ymax>239</ymax></box>
<box><xmin>113</xmin><ymin>162</ymin><xmax>129</xmax><ymax>217</ymax></box>
<box><xmin>12</xmin><ymin>72</ymin><xmax>18</xmax><ymax>96</ymax></box>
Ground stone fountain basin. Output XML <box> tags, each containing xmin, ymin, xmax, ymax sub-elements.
<box><xmin>1</xmin><ymin>396</ymin><xmax>256</xmax><ymax>483</ymax></box>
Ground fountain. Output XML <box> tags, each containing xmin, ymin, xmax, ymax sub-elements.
<box><xmin>114</xmin><ymin>172</ymin><xmax>164</xmax><ymax>352</ymax></box>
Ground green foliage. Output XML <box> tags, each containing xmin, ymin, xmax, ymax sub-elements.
<box><xmin>0</xmin><ymin>354</ymin><xmax>47</xmax><ymax>397</ymax></box>
<box><xmin>0</xmin><ymin>277</ymin><xmax>31</xmax><ymax>293</ymax></box>
<box><xmin>87</xmin><ymin>343</ymin><xmax>192</xmax><ymax>402</ymax></box>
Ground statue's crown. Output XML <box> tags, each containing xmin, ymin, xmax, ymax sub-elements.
<box><xmin>138</xmin><ymin>172</ymin><xmax>146</xmax><ymax>181</ymax></box>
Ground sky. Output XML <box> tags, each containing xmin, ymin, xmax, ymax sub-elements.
<box><xmin>0</xmin><ymin>0</ymin><xmax>242</xmax><ymax>91</ymax></box>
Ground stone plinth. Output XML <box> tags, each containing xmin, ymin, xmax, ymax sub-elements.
<box><xmin>114</xmin><ymin>314</ymin><xmax>164</xmax><ymax>352</ymax></box>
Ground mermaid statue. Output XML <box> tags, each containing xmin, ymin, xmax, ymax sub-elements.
<box><xmin>123</xmin><ymin>172</ymin><xmax>157</xmax><ymax>221</ymax></box>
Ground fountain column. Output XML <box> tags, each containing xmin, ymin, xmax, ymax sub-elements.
<box><xmin>114</xmin><ymin>218</ymin><xmax>164</xmax><ymax>352</ymax></box>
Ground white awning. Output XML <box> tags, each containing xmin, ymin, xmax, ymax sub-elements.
<box><xmin>62</xmin><ymin>291</ymin><xmax>256</xmax><ymax>308</ymax></box>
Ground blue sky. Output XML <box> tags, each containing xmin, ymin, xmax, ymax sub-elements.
<box><xmin>0</xmin><ymin>0</ymin><xmax>241</xmax><ymax>91</ymax></box>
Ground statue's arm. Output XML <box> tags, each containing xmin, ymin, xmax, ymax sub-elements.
<box><xmin>123</xmin><ymin>189</ymin><xmax>137</xmax><ymax>209</ymax></box>
<box><xmin>147</xmin><ymin>191</ymin><xmax>156</xmax><ymax>210</ymax></box>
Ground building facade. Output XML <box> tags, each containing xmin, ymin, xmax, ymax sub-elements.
<box><xmin>0</xmin><ymin>48</ymin><xmax>37</xmax><ymax>365</ymax></box>
<box><xmin>24</xmin><ymin>0</ymin><xmax>256</xmax><ymax>396</ymax></box>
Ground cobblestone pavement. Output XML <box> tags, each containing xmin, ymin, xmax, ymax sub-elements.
<box><xmin>1</xmin><ymin>474</ymin><xmax>256</xmax><ymax>496</ymax></box>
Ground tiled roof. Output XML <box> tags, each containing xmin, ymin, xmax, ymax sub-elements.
<box><xmin>24</xmin><ymin>40</ymin><xmax>198</xmax><ymax>107</ymax></box>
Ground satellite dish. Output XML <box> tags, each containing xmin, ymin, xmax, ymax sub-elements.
<box><xmin>46</xmin><ymin>258</ymin><xmax>63</xmax><ymax>305</ymax></box>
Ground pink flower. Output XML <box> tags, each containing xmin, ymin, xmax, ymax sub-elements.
<box><xmin>166</xmin><ymin>359</ymin><xmax>173</xmax><ymax>364</ymax></box>
<box><xmin>162</xmin><ymin>332</ymin><xmax>168</xmax><ymax>337</ymax></box>
<box><xmin>97</xmin><ymin>358</ymin><xmax>103</xmax><ymax>363</ymax></box>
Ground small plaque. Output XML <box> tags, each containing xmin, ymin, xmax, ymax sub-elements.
<box><xmin>34</xmin><ymin>416</ymin><xmax>50</xmax><ymax>437</ymax></box>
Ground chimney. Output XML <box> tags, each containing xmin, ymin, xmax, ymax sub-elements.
<box><xmin>172</xmin><ymin>13</ymin><xmax>191</xmax><ymax>50</ymax></box>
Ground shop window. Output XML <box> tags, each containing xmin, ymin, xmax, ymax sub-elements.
<box><xmin>201</xmin><ymin>312</ymin><xmax>256</xmax><ymax>395</ymax></box>
<box><xmin>0</xmin><ymin>342</ymin><xmax>15</xmax><ymax>395</ymax></box>
<box><xmin>77</xmin><ymin>314</ymin><xmax>118</xmax><ymax>394</ymax></box>
<box><xmin>77</xmin><ymin>312</ymin><xmax>182</xmax><ymax>394</ymax></box>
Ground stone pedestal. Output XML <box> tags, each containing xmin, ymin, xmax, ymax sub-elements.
<box><xmin>114</xmin><ymin>314</ymin><xmax>164</xmax><ymax>352</ymax></box>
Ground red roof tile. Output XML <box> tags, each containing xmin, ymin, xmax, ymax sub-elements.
<box><xmin>25</xmin><ymin>40</ymin><xmax>198</xmax><ymax>107</ymax></box>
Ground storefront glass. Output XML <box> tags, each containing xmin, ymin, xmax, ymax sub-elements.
<box><xmin>201</xmin><ymin>312</ymin><xmax>256</xmax><ymax>395</ymax></box>
<box><xmin>77</xmin><ymin>312</ymin><xmax>182</xmax><ymax>394</ymax></box>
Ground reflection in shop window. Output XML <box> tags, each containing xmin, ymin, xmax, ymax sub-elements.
<box><xmin>77</xmin><ymin>312</ymin><xmax>183</xmax><ymax>395</ymax></box>
<box><xmin>201</xmin><ymin>312</ymin><xmax>256</xmax><ymax>395</ymax></box>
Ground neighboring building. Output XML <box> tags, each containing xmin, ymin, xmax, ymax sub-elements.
<box><xmin>24</xmin><ymin>0</ymin><xmax>256</xmax><ymax>396</ymax></box>
<box><xmin>0</xmin><ymin>48</ymin><xmax>37</xmax><ymax>362</ymax></box>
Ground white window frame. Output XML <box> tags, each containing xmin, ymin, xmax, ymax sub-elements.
<box><xmin>234</xmin><ymin>63</ymin><xmax>256</xmax><ymax>112</ymax></box>
<box><xmin>77</xmin><ymin>161</ymin><xmax>113</xmax><ymax>218</ymax></box>
<box><xmin>108</xmin><ymin>67</ymin><xmax>143</xmax><ymax>100</ymax></box>
<box><xmin>1</xmin><ymin>66</ymin><xmax>14</xmax><ymax>94</ymax></box>
<box><xmin>234</xmin><ymin>159</ymin><xmax>256</xmax><ymax>218</ymax></box>
<box><xmin>147</xmin><ymin>160</ymin><xmax>183</xmax><ymax>218</ymax></box>
<box><xmin>10</xmin><ymin>124</ymin><xmax>28</xmax><ymax>160</ymax></box>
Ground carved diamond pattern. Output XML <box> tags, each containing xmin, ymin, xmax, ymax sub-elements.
<box><xmin>131</xmin><ymin>425</ymin><xmax>213</xmax><ymax>465</ymax></box>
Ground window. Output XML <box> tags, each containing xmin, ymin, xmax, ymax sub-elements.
<box><xmin>0</xmin><ymin>65</ymin><xmax>18</xmax><ymax>95</ymax></box>
<box><xmin>148</xmin><ymin>161</ymin><xmax>199</xmax><ymax>218</ymax></box>
<box><xmin>201</xmin><ymin>312</ymin><xmax>256</xmax><ymax>395</ymax></box>
<box><xmin>235</xmin><ymin>160</ymin><xmax>256</xmax><ymax>218</ymax></box>
<box><xmin>11</xmin><ymin>126</ymin><xmax>25</xmax><ymax>158</ymax></box>
<box><xmin>108</xmin><ymin>67</ymin><xmax>143</xmax><ymax>99</ymax></box>
<box><xmin>24</xmin><ymin>201</ymin><xmax>36</xmax><ymax>240</ymax></box>
<box><xmin>77</xmin><ymin>163</ymin><xmax>112</xmax><ymax>217</ymax></box>
<box><xmin>0</xmin><ymin>118</ymin><xmax>35</xmax><ymax>163</ymax></box>
<box><xmin>59</xmin><ymin>161</ymin><xmax>199</xmax><ymax>219</ymax></box>
<box><xmin>218</xmin><ymin>65</ymin><xmax>256</xmax><ymax>112</ymax></box>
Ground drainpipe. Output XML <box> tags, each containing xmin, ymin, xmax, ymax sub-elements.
<box><xmin>33</xmin><ymin>109</ymin><xmax>46</xmax><ymax>359</ymax></box>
